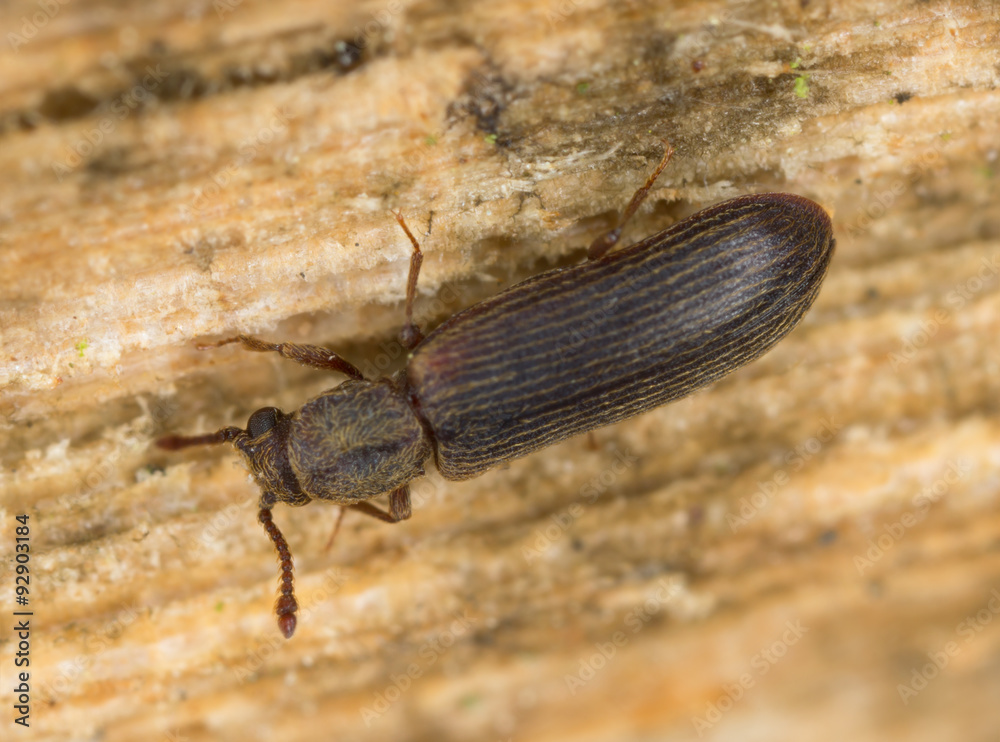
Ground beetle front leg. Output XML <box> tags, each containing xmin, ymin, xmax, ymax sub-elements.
<box><xmin>198</xmin><ymin>335</ymin><xmax>364</xmax><ymax>379</ymax></box>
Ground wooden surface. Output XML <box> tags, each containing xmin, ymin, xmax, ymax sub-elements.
<box><xmin>2</xmin><ymin>1</ymin><xmax>999</xmax><ymax>740</ymax></box>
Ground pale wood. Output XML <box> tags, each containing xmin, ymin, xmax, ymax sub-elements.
<box><xmin>2</xmin><ymin>1</ymin><xmax>1000</xmax><ymax>741</ymax></box>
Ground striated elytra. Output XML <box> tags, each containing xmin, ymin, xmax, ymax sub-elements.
<box><xmin>158</xmin><ymin>146</ymin><xmax>835</xmax><ymax>637</ymax></box>
<box><xmin>410</xmin><ymin>192</ymin><xmax>833</xmax><ymax>479</ymax></box>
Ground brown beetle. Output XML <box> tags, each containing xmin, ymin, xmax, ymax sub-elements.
<box><xmin>158</xmin><ymin>145</ymin><xmax>834</xmax><ymax>637</ymax></box>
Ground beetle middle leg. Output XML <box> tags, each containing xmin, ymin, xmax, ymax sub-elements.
<box><xmin>588</xmin><ymin>142</ymin><xmax>675</xmax><ymax>260</ymax></box>
<box><xmin>347</xmin><ymin>486</ymin><xmax>412</xmax><ymax>523</ymax></box>
<box><xmin>324</xmin><ymin>487</ymin><xmax>411</xmax><ymax>552</ymax></box>
<box><xmin>197</xmin><ymin>335</ymin><xmax>364</xmax><ymax>380</ymax></box>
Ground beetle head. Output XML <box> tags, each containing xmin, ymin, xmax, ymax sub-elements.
<box><xmin>233</xmin><ymin>406</ymin><xmax>311</xmax><ymax>506</ymax></box>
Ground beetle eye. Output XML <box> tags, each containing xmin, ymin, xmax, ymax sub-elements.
<box><xmin>247</xmin><ymin>407</ymin><xmax>280</xmax><ymax>438</ymax></box>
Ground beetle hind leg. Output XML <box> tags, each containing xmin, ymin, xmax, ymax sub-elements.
<box><xmin>588</xmin><ymin>141</ymin><xmax>675</xmax><ymax>260</ymax></box>
<box><xmin>391</xmin><ymin>211</ymin><xmax>426</xmax><ymax>350</ymax></box>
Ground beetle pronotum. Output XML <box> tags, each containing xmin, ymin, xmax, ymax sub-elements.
<box><xmin>158</xmin><ymin>144</ymin><xmax>834</xmax><ymax>637</ymax></box>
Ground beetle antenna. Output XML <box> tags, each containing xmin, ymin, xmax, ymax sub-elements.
<box><xmin>258</xmin><ymin>506</ymin><xmax>298</xmax><ymax>638</ymax></box>
<box><xmin>156</xmin><ymin>427</ymin><xmax>243</xmax><ymax>450</ymax></box>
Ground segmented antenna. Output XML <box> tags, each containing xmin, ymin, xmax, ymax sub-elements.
<box><xmin>156</xmin><ymin>427</ymin><xmax>243</xmax><ymax>450</ymax></box>
<box><xmin>258</xmin><ymin>507</ymin><xmax>298</xmax><ymax>638</ymax></box>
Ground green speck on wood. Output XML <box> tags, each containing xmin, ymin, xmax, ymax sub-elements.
<box><xmin>75</xmin><ymin>340</ymin><xmax>88</xmax><ymax>357</ymax></box>
<box><xmin>794</xmin><ymin>75</ymin><xmax>810</xmax><ymax>98</ymax></box>
<box><xmin>484</xmin><ymin>133</ymin><xmax>497</xmax><ymax>145</ymax></box>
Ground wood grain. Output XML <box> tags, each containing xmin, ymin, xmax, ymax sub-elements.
<box><xmin>2</xmin><ymin>1</ymin><xmax>999</xmax><ymax>741</ymax></box>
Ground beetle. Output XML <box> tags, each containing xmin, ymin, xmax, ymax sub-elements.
<box><xmin>157</xmin><ymin>144</ymin><xmax>834</xmax><ymax>637</ymax></box>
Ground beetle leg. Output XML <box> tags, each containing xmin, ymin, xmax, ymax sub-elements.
<box><xmin>323</xmin><ymin>506</ymin><xmax>348</xmax><ymax>551</ymax></box>
<box><xmin>588</xmin><ymin>142</ymin><xmax>675</xmax><ymax>260</ymax></box>
<box><xmin>346</xmin><ymin>486</ymin><xmax>413</xmax><ymax>523</ymax></box>
<box><xmin>324</xmin><ymin>488</ymin><xmax>411</xmax><ymax>552</ymax></box>
<box><xmin>391</xmin><ymin>211</ymin><xmax>425</xmax><ymax>350</ymax></box>
<box><xmin>198</xmin><ymin>335</ymin><xmax>364</xmax><ymax>380</ymax></box>
<box><xmin>258</xmin><ymin>506</ymin><xmax>299</xmax><ymax>639</ymax></box>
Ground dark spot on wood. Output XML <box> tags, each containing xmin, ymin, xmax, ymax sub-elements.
<box><xmin>184</xmin><ymin>230</ymin><xmax>246</xmax><ymax>272</ymax></box>
<box><xmin>450</xmin><ymin>65</ymin><xmax>513</xmax><ymax>137</ymax></box>
<box><xmin>85</xmin><ymin>147</ymin><xmax>139</xmax><ymax>177</ymax></box>
<box><xmin>324</xmin><ymin>40</ymin><xmax>365</xmax><ymax>73</ymax></box>
<box><xmin>640</xmin><ymin>31</ymin><xmax>679</xmax><ymax>74</ymax></box>
<box><xmin>0</xmin><ymin>109</ymin><xmax>41</xmax><ymax>134</ymax></box>
<box><xmin>290</xmin><ymin>39</ymin><xmax>366</xmax><ymax>78</ymax></box>
<box><xmin>223</xmin><ymin>66</ymin><xmax>256</xmax><ymax>88</ymax></box>
<box><xmin>158</xmin><ymin>67</ymin><xmax>210</xmax><ymax>101</ymax></box>
<box><xmin>893</xmin><ymin>91</ymin><xmax>913</xmax><ymax>104</ymax></box>
<box><xmin>38</xmin><ymin>86</ymin><xmax>99</xmax><ymax>120</ymax></box>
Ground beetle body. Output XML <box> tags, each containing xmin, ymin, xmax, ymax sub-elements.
<box><xmin>159</xmin><ymin>149</ymin><xmax>834</xmax><ymax>637</ymax></box>
<box><xmin>227</xmin><ymin>192</ymin><xmax>832</xmax><ymax>506</ymax></box>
